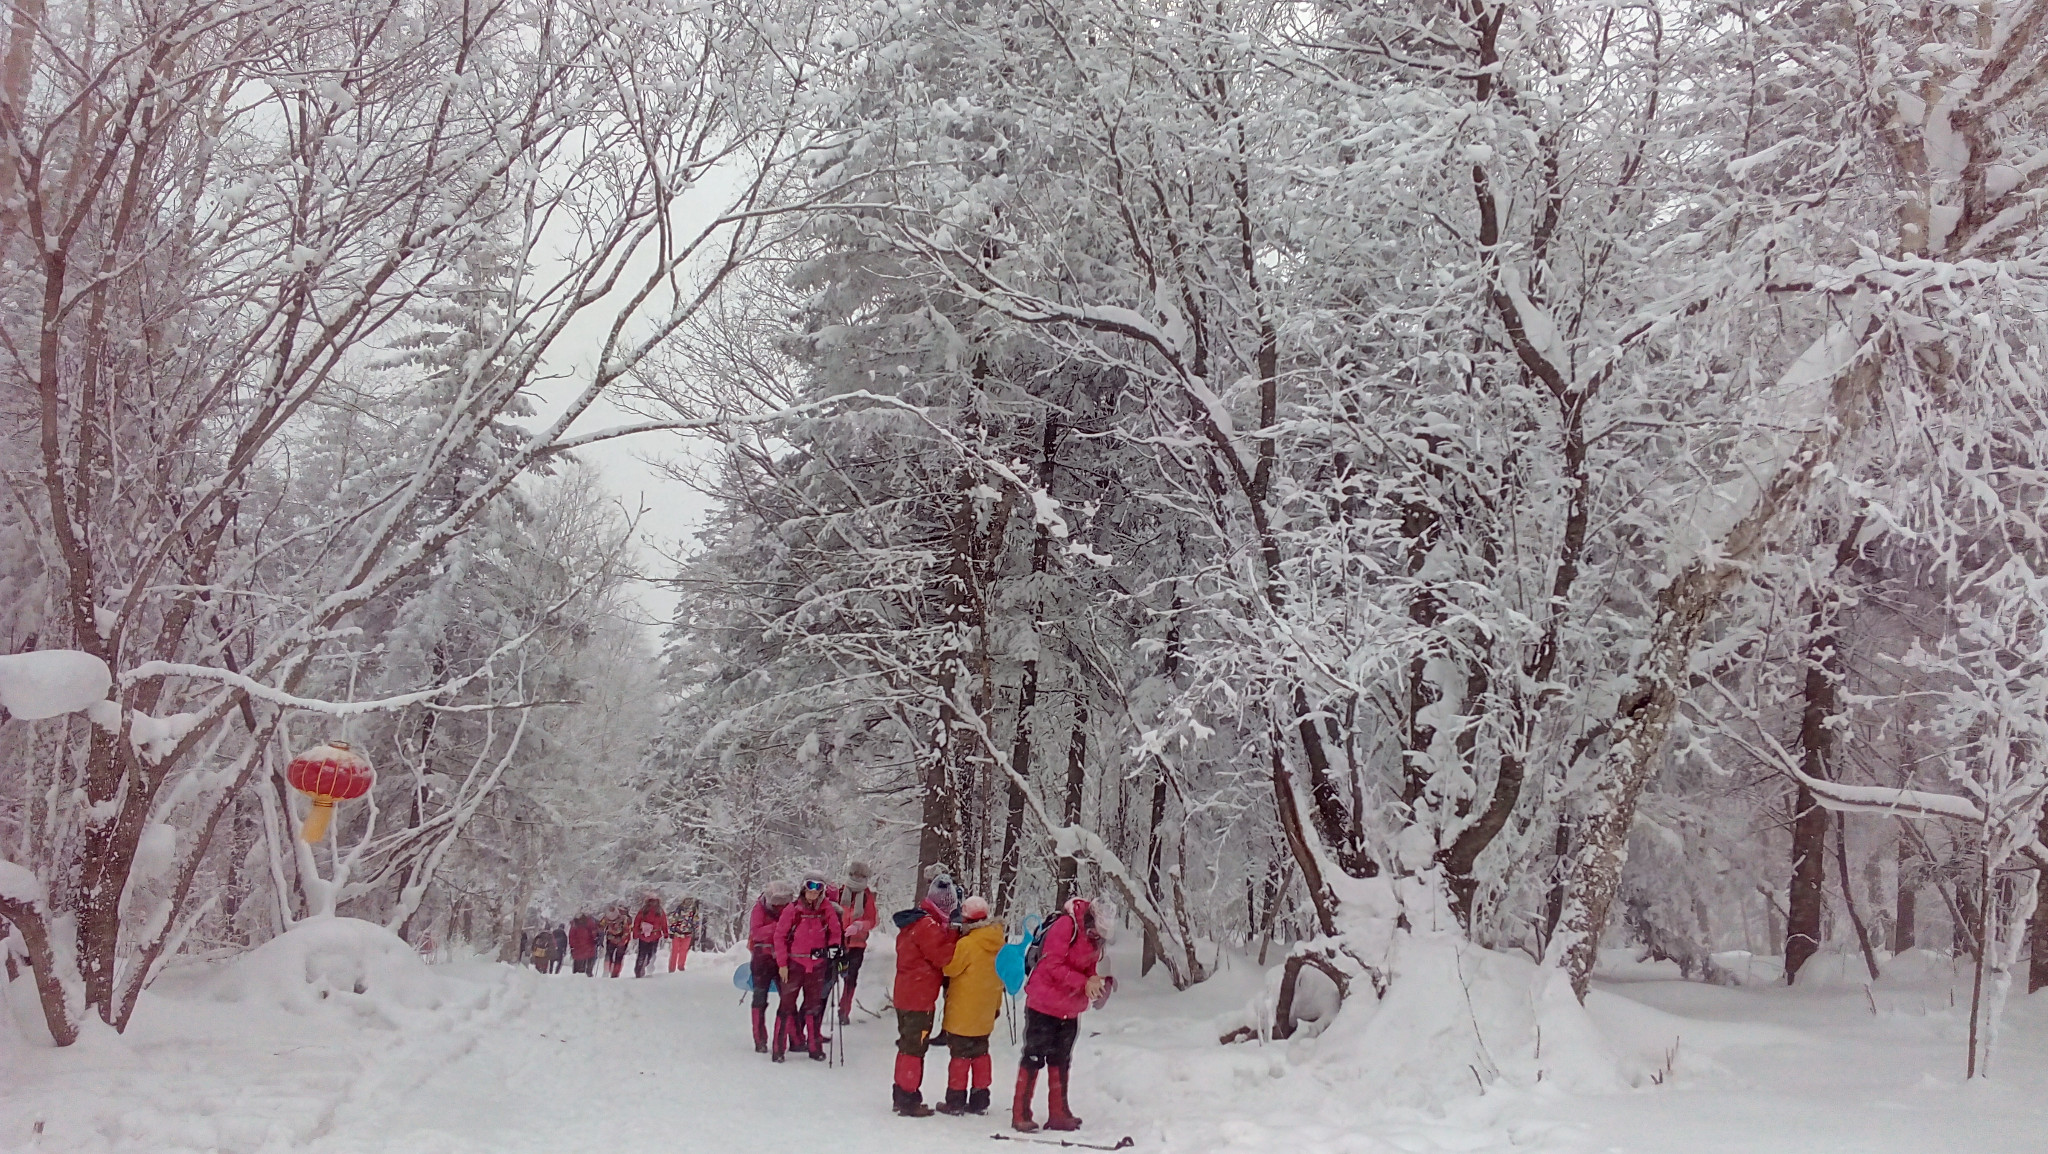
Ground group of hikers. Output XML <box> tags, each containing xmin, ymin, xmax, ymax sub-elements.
<box><xmin>745</xmin><ymin>861</ymin><xmax>1113</xmax><ymax>1133</ymax></box>
<box><xmin>523</xmin><ymin>895</ymin><xmax>703</xmax><ymax>978</ymax></box>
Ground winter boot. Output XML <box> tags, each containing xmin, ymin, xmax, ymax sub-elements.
<box><xmin>935</xmin><ymin>1089</ymin><xmax>970</xmax><ymax>1115</ymax></box>
<box><xmin>1011</xmin><ymin>1065</ymin><xmax>1040</xmax><ymax>1133</ymax></box>
<box><xmin>1045</xmin><ymin>1064</ymin><xmax>1082</xmax><ymax>1131</ymax></box>
<box><xmin>809</xmin><ymin>1013</ymin><xmax>828</xmax><ymax>1061</ymax></box>
<box><xmin>968</xmin><ymin>1054</ymin><xmax>993</xmax><ymax>1114</ymax></box>
<box><xmin>894</xmin><ymin>1054</ymin><xmax>933</xmax><ymax>1116</ymax></box>
<box><xmin>772</xmin><ymin>1013</ymin><xmax>789</xmax><ymax>1063</ymax></box>
<box><xmin>839</xmin><ymin>979</ymin><xmax>857</xmax><ymax>1024</ymax></box>
<box><xmin>751</xmin><ymin>1006</ymin><xmax>769</xmax><ymax>1054</ymax></box>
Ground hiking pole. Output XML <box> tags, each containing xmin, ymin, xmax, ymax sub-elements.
<box><xmin>831</xmin><ymin>978</ymin><xmax>843</xmax><ymax>1068</ymax></box>
<box><xmin>989</xmin><ymin>1134</ymin><xmax>1134</xmax><ymax>1150</ymax></box>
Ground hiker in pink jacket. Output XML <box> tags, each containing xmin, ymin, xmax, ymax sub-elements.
<box><xmin>773</xmin><ymin>869</ymin><xmax>844</xmax><ymax>1062</ymax></box>
<box><xmin>747</xmin><ymin>881</ymin><xmax>795</xmax><ymax>1053</ymax></box>
<box><xmin>829</xmin><ymin>860</ymin><xmax>880</xmax><ymax>1023</ymax></box>
<box><xmin>1014</xmin><ymin>897</ymin><xmax>1109</xmax><ymax>1133</ymax></box>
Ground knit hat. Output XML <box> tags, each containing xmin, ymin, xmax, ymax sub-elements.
<box><xmin>802</xmin><ymin>868</ymin><xmax>828</xmax><ymax>887</ymax></box>
<box><xmin>926</xmin><ymin>874</ymin><xmax>958</xmax><ymax>915</ymax></box>
<box><xmin>765</xmin><ymin>879</ymin><xmax>795</xmax><ymax>905</ymax></box>
<box><xmin>960</xmin><ymin>896</ymin><xmax>990</xmax><ymax>922</ymax></box>
<box><xmin>847</xmin><ymin>860</ymin><xmax>873</xmax><ymax>884</ymax></box>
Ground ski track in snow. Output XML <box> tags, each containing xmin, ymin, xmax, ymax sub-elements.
<box><xmin>6</xmin><ymin>945</ymin><xmax>2047</xmax><ymax>1153</ymax></box>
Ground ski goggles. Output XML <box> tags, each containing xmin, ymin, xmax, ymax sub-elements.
<box><xmin>803</xmin><ymin>880</ymin><xmax>825</xmax><ymax>892</ymax></box>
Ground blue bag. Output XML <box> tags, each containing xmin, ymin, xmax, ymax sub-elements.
<box><xmin>733</xmin><ymin>961</ymin><xmax>778</xmax><ymax>994</ymax></box>
<box><xmin>995</xmin><ymin>914</ymin><xmax>1042</xmax><ymax>996</ymax></box>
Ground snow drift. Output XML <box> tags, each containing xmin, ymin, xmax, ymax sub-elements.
<box><xmin>193</xmin><ymin>916</ymin><xmax>466</xmax><ymax>1029</ymax></box>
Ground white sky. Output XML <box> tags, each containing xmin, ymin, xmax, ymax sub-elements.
<box><xmin>523</xmin><ymin>167</ymin><xmax>753</xmax><ymax>637</ymax></box>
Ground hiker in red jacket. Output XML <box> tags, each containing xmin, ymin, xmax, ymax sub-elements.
<box><xmin>773</xmin><ymin>870</ymin><xmax>844</xmax><ymax>1062</ymax></box>
<box><xmin>829</xmin><ymin>861</ymin><xmax>880</xmax><ymax>1024</ymax></box>
<box><xmin>890</xmin><ymin>873</ymin><xmax>960</xmax><ymax>1117</ymax></box>
<box><xmin>567</xmin><ymin>913</ymin><xmax>600</xmax><ymax>975</ymax></box>
<box><xmin>632</xmin><ymin>896</ymin><xmax>668</xmax><ymax>978</ymax></box>
<box><xmin>1013</xmin><ymin>897</ymin><xmax>1108</xmax><ymax>1133</ymax></box>
<box><xmin>747</xmin><ymin>881</ymin><xmax>796</xmax><ymax>1053</ymax></box>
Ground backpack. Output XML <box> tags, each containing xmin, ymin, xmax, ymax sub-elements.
<box><xmin>1021</xmin><ymin>912</ymin><xmax>1076</xmax><ymax>981</ymax></box>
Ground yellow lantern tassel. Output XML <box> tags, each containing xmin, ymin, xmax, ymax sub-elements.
<box><xmin>302</xmin><ymin>795</ymin><xmax>337</xmax><ymax>842</ymax></box>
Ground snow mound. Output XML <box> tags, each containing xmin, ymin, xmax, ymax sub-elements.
<box><xmin>1306</xmin><ymin>932</ymin><xmax>1704</xmax><ymax>1107</ymax></box>
<box><xmin>195</xmin><ymin>916</ymin><xmax>452</xmax><ymax>1028</ymax></box>
<box><xmin>0</xmin><ymin>649</ymin><xmax>111</xmax><ymax>719</ymax></box>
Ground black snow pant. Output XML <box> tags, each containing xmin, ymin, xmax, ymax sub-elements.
<box><xmin>750</xmin><ymin>949</ymin><xmax>779</xmax><ymax>1007</ymax></box>
<box><xmin>1020</xmin><ymin>1008</ymin><xmax>1078</xmax><ymax>1070</ymax></box>
<box><xmin>573</xmin><ymin>955</ymin><xmax>595</xmax><ymax>975</ymax></box>
<box><xmin>634</xmin><ymin>939</ymin><xmax>659</xmax><ymax>977</ymax></box>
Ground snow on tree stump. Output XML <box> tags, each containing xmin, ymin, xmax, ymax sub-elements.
<box><xmin>288</xmin><ymin>741</ymin><xmax>374</xmax><ymax>842</ymax></box>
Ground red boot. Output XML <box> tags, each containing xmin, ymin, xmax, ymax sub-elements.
<box><xmin>751</xmin><ymin>1006</ymin><xmax>769</xmax><ymax>1053</ymax></box>
<box><xmin>936</xmin><ymin>1057</ymin><xmax>971</xmax><ymax>1114</ymax></box>
<box><xmin>969</xmin><ymin>1053</ymin><xmax>993</xmax><ymax>1114</ymax></box>
<box><xmin>894</xmin><ymin>1054</ymin><xmax>934</xmax><ymax>1116</ymax></box>
<box><xmin>771</xmin><ymin>1013</ymin><xmax>789</xmax><ymax>1063</ymax></box>
<box><xmin>1012</xmin><ymin>1065</ymin><xmax>1040</xmax><ymax>1132</ymax></box>
<box><xmin>1045</xmin><ymin>1064</ymin><xmax>1082</xmax><ymax>1131</ymax></box>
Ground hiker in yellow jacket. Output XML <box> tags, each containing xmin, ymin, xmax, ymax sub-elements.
<box><xmin>935</xmin><ymin>896</ymin><xmax>1006</xmax><ymax>1115</ymax></box>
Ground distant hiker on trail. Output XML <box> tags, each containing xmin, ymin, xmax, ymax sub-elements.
<box><xmin>937</xmin><ymin>896</ymin><xmax>1004</xmax><ymax>1115</ymax></box>
<box><xmin>669</xmin><ymin>897</ymin><xmax>700</xmax><ymax>973</ymax></box>
<box><xmin>829</xmin><ymin>861</ymin><xmax>879</xmax><ymax>1024</ymax></box>
<box><xmin>748</xmin><ymin>880</ymin><xmax>796</xmax><ymax>1054</ymax></box>
<box><xmin>551</xmin><ymin>925</ymin><xmax>568</xmax><ymax>974</ymax></box>
<box><xmin>569</xmin><ymin>913</ymin><xmax>600</xmax><ymax>976</ymax></box>
<box><xmin>889</xmin><ymin>872</ymin><xmax>960</xmax><ymax>1116</ymax></box>
<box><xmin>529</xmin><ymin>928</ymin><xmax>551</xmax><ymax>972</ymax></box>
<box><xmin>633</xmin><ymin>896</ymin><xmax>668</xmax><ymax>978</ymax></box>
<box><xmin>1013</xmin><ymin>897</ymin><xmax>1109</xmax><ymax>1133</ymax></box>
<box><xmin>774</xmin><ymin>870</ymin><xmax>845</xmax><ymax>1062</ymax></box>
<box><xmin>600</xmin><ymin>906</ymin><xmax>631</xmax><ymax>978</ymax></box>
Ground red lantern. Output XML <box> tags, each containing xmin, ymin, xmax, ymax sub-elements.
<box><xmin>287</xmin><ymin>740</ymin><xmax>374</xmax><ymax>842</ymax></box>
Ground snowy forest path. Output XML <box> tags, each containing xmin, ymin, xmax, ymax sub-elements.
<box><xmin>296</xmin><ymin>948</ymin><xmax>1566</xmax><ymax>1154</ymax></box>
<box><xmin>307</xmin><ymin>954</ymin><xmax>1030</xmax><ymax>1154</ymax></box>
<box><xmin>10</xmin><ymin>940</ymin><xmax>2048</xmax><ymax>1154</ymax></box>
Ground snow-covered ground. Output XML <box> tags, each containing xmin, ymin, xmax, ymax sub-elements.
<box><xmin>4</xmin><ymin>920</ymin><xmax>2042</xmax><ymax>1153</ymax></box>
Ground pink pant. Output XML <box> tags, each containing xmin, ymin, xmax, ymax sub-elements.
<box><xmin>669</xmin><ymin>935</ymin><xmax>693</xmax><ymax>972</ymax></box>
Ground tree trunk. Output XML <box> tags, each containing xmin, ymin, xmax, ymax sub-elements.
<box><xmin>2028</xmin><ymin>870</ymin><xmax>2048</xmax><ymax>995</ymax></box>
<box><xmin>1549</xmin><ymin>557</ymin><xmax>1740</xmax><ymax>999</ymax></box>
<box><xmin>0</xmin><ymin>896</ymin><xmax>78</xmax><ymax>1046</ymax></box>
<box><xmin>1835</xmin><ymin>813</ymin><xmax>1881</xmax><ymax>981</ymax></box>
<box><xmin>1788</xmin><ymin>522</ymin><xmax>1861</xmax><ymax>983</ymax></box>
<box><xmin>1895</xmin><ymin>829</ymin><xmax>1917</xmax><ymax>952</ymax></box>
<box><xmin>1542</xmin><ymin>816</ymin><xmax>1570</xmax><ymax>953</ymax></box>
<box><xmin>1786</xmin><ymin>793</ymin><xmax>1830</xmax><ymax>980</ymax></box>
<box><xmin>1141</xmin><ymin>773</ymin><xmax>1166</xmax><ymax>976</ymax></box>
<box><xmin>918</xmin><ymin>468</ymin><xmax>982</xmax><ymax>882</ymax></box>
<box><xmin>995</xmin><ymin>416</ymin><xmax>1061</xmax><ymax>915</ymax></box>
<box><xmin>995</xmin><ymin>653</ymin><xmax>1039</xmax><ymax>916</ymax></box>
<box><xmin>1054</xmin><ymin>693</ymin><xmax>1089</xmax><ymax>907</ymax></box>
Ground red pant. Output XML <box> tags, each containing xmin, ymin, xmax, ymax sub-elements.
<box><xmin>669</xmin><ymin>935</ymin><xmax>693</xmax><ymax>972</ymax></box>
